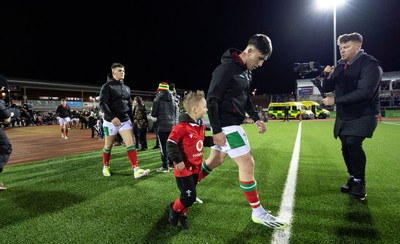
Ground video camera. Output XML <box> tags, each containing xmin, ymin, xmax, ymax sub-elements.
<box><xmin>293</xmin><ymin>61</ymin><xmax>327</xmax><ymax>98</ymax></box>
<box><xmin>293</xmin><ymin>61</ymin><xmax>324</xmax><ymax>78</ymax></box>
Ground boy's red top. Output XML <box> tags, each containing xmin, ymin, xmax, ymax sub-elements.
<box><xmin>168</xmin><ymin>121</ymin><xmax>205</xmax><ymax>177</ymax></box>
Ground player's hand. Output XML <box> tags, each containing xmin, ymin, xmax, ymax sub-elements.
<box><xmin>111</xmin><ymin>117</ymin><xmax>121</xmax><ymax>126</ymax></box>
<box><xmin>255</xmin><ymin>120</ymin><xmax>266</xmax><ymax>134</ymax></box>
<box><xmin>213</xmin><ymin>132</ymin><xmax>226</xmax><ymax>146</ymax></box>
<box><xmin>175</xmin><ymin>162</ymin><xmax>184</xmax><ymax>171</ymax></box>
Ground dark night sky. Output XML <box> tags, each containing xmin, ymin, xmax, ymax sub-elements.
<box><xmin>1</xmin><ymin>0</ymin><xmax>399</xmax><ymax>95</ymax></box>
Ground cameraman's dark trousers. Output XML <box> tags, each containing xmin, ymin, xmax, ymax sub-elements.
<box><xmin>339</xmin><ymin>135</ymin><xmax>366</xmax><ymax>182</ymax></box>
<box><xmin>0</xmin><ymin>128</ymin><xmax>12</xmax><ymax>173</ymax></box>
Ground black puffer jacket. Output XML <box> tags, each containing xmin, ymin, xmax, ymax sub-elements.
<box><xmin>207</xmin><ymin>48</ymin><xmax>260</xmax><ymax>134</ymax></box>
<box><xmin>99</xmin><ymin>76</ymin><xmax>133</xmax><ymax>123</ymax></box>
<box><xmin>151</xmin><ymin>90</ymin><xmax>175</xmax><ymax>133</ymax></box>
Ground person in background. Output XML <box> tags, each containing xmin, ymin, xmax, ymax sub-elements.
<box><xmin>113</xmin><ymin>131</ymin><xmax>123</xmax><ymax>146</ymax></box>
<box><xmin>0</xmin><ymin>99</ymin><xmax>13</xmax><ymax>190</ymax></box>
<box><xmin>151</xmin><ymin>82</ymin><xmax>175</xmax><ymax>173</ymax></box>
<box><xmin>133</xmin><ymin>96</ymin><xmax>148</xmax><ymax>151</ymax></box>
<box><xmin>283</xmin><ymin>105</ymin><xmax>289</xmax><ymax>122</ymax></box>
<box><xmin>152</xmin><ymin>121</ymin><xmax>160</xmax><ymax>149</ymax></box>
<box><xmin>148</xmin><ymin>105</ymin><xmax>159</xmax><ymax>149</ymax></box>
<box><xmin>322</xmin><ymin>32</ymin><xmax>383</xmax><ymax>200</ymax></box>
<box><xmin>132</xmin><ymin>106</ymin><xmax>140</xmax><ymax>149</ymax></box>
<box><xmin>99</xmin><ymin>63</ymin><xmax>150</xmax><ymax>179</ymax></box>
<box><xmin>199</xmin><ymin>34</ymin><xmax>288</xmax><ymax>229</ymax></box>
<box><xmin>96</xmin><ymin>110</ymin><xmax>104</xmax><ymax>140</ymax></box>
<box><xmin>79</xmin><ymin>109</ymin><xmax>90</xmax><ymax>129</ymax></box>
<box><xmin>55</xmin><ymin>98</ymin><xmax>71</xmax><ymax>139</ymax></box>
<box><xmin>169</xmin><ymin>83</ymin><xmax>180</xmax><ymax>125</ymax></box>
<box><xmin>88</xmin><ymin>109</ymin><xmax>97</xmax><ymax>138</ymax></box>
<box><xmin>166</xmin><ymin>90</ymin><xmax>213</xmax><ymax>229</ymax></box>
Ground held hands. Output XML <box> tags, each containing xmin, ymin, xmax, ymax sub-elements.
<box><xmin>213</xmin><ymin>132</ymin><xmax>226</xmax><ymax>146</ymax></box>
<box><xmin>255</xmin><ymin>120</ymin><xmax>266</xmax><ymax>134</ymax></box>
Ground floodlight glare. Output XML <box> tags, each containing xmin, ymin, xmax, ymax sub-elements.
<box><xmin>317</xmin><ymin>0</ymin><xmax>344</xmax><ymax>9</ymax></box>
<box><xmin>316</xmin><ymin>0</ymin><xmax>345</xmax><ymax>65</ymax></box>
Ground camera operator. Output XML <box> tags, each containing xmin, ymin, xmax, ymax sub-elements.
<box><xmin>321</xmin><ymin>32</ymin><xmax>383</xmax><ymax>200</ymax></box>
<box><xmin>0</xmin><ymin>100</ymin><xmax>13</xmax><ymax>190</ymax></box>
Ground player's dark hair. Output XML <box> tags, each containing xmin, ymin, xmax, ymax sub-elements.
<box><xmin>248</xmin><ymin>34</ymin><xmax>273</xmax><ymax>58</ymax></box>
<box><xmin>111</xmin><ymin>63</ymin><xmax>125</xmax><ymax>71</ymax></box>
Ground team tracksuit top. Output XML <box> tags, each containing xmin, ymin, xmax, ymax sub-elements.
<box><xmin>55</xmin><ymin>104</ymin><xmax>71</xmax><ymax>118</ymax></box>
<box><xmin>99</xmin><ymin>76</ymin><xmax>133</xmax><ymax>123</ymax></box>
<box><xmin>206</xmin><ymin>48</ymin><xmax>261</xmax><ymax>134</ymax></box>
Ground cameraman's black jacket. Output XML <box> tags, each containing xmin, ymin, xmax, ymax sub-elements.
<box><xmin>207</xmin><ymin>48</ymin><xmax>260</xmax><ymax>134</ymax></box>
<box><xmin>99</xmin><ymin>76</ymin><xmax>133</xmax><ymax>123</ymax></box>
<box><xmin>323</xmin><ymin>51</ymin><xmax>382</xmax><ymax>120</ymax></box>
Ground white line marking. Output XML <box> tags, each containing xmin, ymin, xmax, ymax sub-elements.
<box><xmin>271</xmin><ymin>122</ymin><xmax>302</xmax><ymax>244</ymax></box>
<box><xmin>382</xmin><ymin>122</ymin><xmax>400</xmax><ymax>125</ymax></box>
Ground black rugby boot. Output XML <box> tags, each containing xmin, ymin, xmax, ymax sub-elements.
<box><xmin>349</xmin><ymin>181</ymin><xmax>366</xmax><ymax>200</ymax></box>
<box><xmin>168</xmin><ymin>203</ymin><xmax>179</xmax><ymax>226</ymax></box>
<box><xmin>340</xmin><ymin>176</ymin><xmax>354</xmax><ymax>193</ymax></box>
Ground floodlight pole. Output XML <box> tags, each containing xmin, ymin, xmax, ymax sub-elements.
<box><xmin>333</xmin><ymin>4</ymin><xmax>337</xmax><ymax>66</ymax></box>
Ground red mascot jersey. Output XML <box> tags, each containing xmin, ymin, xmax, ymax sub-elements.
<box><xmin>167</xmin><ymin>120</ymin><xmax>205</xmax><ymax>177</ymax></box>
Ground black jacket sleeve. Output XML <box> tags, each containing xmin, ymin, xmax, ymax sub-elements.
<box><xmin>204</xmin><ymin>136</ymin><xmax>214</xmax><ymax>147</ymax></box>
<box><xmin>166</xmin><ymin>140</ymin><xmax>183</xmax><ymax>164</ymax></box>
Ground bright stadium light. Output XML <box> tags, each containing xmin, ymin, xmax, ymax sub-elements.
<box><xmin>316</xmin><ymin>0</ymin><xmax>345</xmax><ymax>65</ymax></box>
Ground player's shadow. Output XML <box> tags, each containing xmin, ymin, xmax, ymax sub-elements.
<box><xmin>0</xmin><ymin>190</ymin><xmax>85</xmax><ymax>229</ymax></box>
<box><xmin>226</xmin><ymin>221</ymin><xmax>275</xmax><ymax>243</ymax></box>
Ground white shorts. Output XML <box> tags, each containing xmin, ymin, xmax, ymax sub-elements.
<box><xmin>59</xmin><ymin>117</ymin><xmax>71</xmax><ymax>126</ymax></box>
<box><xmin>211</xmin><ymin>125</ymin><xmax>250</xmax><ymax>158</ymax></box>
<box><xmin>102</xmin><ymin>119</ymin><xmax>133</xmax><ymax>136</ymax></box>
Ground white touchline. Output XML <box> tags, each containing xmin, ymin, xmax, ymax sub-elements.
<box><xmin>271</xmin><ymin>122</ymin><xmax>302</xmax><ymax>244</ymax></box>
<box><xmin>382</xmin><ymin>122</ymin><xmax>400</xmax><ymax>126</ymax></box>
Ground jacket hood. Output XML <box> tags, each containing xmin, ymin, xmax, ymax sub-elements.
<box><xmin>157</xmin><ymin>90</ymin><xmax>173</xmax><ymax>102</ymax></box>
<box><xmin>220</xmin><ymin>48</ymin><xmax>245</xmax><ymax>68</ymax></box>
<box><xmin>107</xmin><ymin>74</ymin><xmax>124</xmax><ymax>84</ymax></box>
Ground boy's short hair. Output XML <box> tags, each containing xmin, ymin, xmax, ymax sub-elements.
<box><xmin>183</xmin><ymin>90</ymin><xmax>205</xmax><ymax>113</ymax></box>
